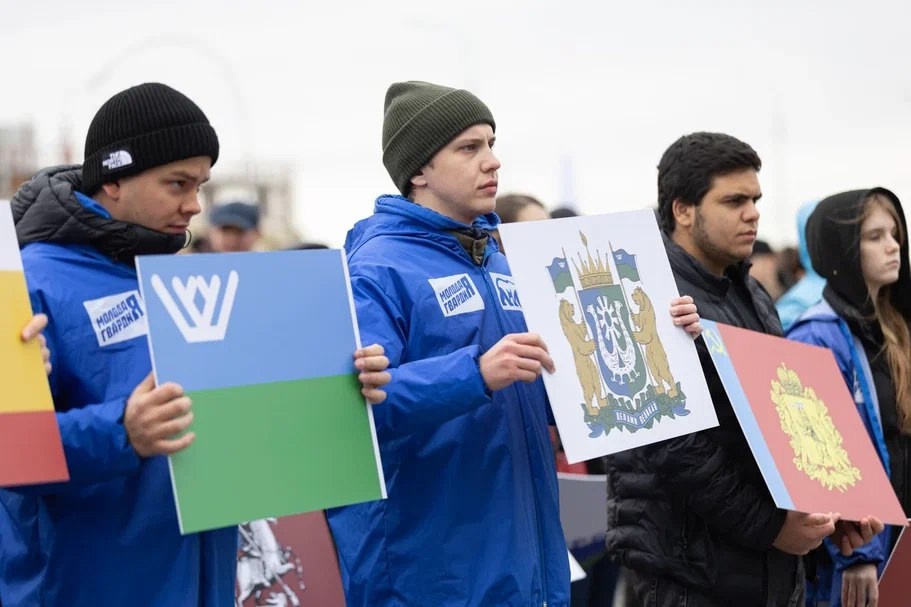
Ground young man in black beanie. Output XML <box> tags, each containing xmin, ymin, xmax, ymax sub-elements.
<box><xmin>326</xmin><ymin>81</ymin><xmax>702</xmax><ymax>607</ymax></box>
<box><xmin>0</xmin><ymin>83</ymin><xmax>391</xmax><ymax>606</ymax></box>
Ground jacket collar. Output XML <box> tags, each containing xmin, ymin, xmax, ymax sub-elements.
<box><xmin>662</xmin><ymin>231</ymin><xmax>753</xmax><ymax>299</ymax></box>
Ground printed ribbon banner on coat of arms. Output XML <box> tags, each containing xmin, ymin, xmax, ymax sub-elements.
<box><xmin>701</xmin><ymin>319</ymin><xmax>906</xmax><ymax>524</ymax></box>
<box><xmin>136</xmin><ymin>249</ymin><xmax>386</xmax><ymax>534</ymax></box>
<box><xmin>499</xmin><ymin>210</ymin><xmax>717</xmax><ymax>463</ymax></box>
<box><xmin>0</xmin><ymin>202</ymin><xmax>68</xmax><ymax>487</ymax></box>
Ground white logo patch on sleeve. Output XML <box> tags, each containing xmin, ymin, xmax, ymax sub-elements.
<box><xmin>489</xmin><ymin>272</ymin><xmax>523</xmax><ymax>311</ymax></box>
<box><xmin>428</xmin><ymin>274</ymin><xmax>485</xmax><ymax>317</ymax></box>
<box><xmin>83</xmin><ymin>290</ymin><xmax>148</xmax><ymax>347</ymax></box>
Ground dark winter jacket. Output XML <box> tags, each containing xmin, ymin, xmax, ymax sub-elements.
<box><xmin>605</xmin><ymin>233</ymin><xmax>799</xmax><ymax>607</ymax></box>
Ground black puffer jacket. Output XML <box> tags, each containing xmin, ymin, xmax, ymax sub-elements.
<box><xmin>12</xmin><ymin>165</ymin><xmax>186</xmax><ymax>263</ymax></box>
<box><xmin>606</xmin><ymin>234</ymin><xmax>798</xmax><ymax>606</ymax></box>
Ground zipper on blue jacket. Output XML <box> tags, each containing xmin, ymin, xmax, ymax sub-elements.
<box><xmin>837</xmin><ymin>320</ymin><xmax>891</xmax><ymax>472</ymax></box>
<box><xmin>478</xmin><ymin>248</ymin><xmax>549</xmax><ymax>606</ymax></box>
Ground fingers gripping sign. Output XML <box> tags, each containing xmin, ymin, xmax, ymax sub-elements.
<box><xmin>669</xmin><ymin>295</ymin><xmax>702</xmax><ymax>338</ymax></box>
<box><xmin>480</xmin><ymin>332</ymin><xmax>556</xmax><ymax>392</ymax></box>
<box><xmin>355</xmin><ymin>344</ymin><xmax>392</xmax><ymax>405</ymax></box>
<box><xmin>20</xmin><ymin>313</ymin><xmax>52</xmax><ymax>375</ymax></box>
<box><xmin>773</xmin><ymin>510</ymin><xmax>839</xmax><ymax>555</ymax></box>
<box><xmin>124</xmin><ymin>373</ymin><xmax>195</xmax><ymax>457</ymax></box>
<box><xmin>832</xmin><ymin>516</ymin><xmax>885</xmax><ymax>556</ymax></box>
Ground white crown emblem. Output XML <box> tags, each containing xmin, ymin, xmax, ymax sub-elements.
<box><xmin>151</xmin><ymin>271</ymin><xmax>239</xmax><ymax>343</ymax></box>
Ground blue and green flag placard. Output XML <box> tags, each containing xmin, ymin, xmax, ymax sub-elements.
<box><xmin>136</xmin><ymin>250</ymin><xmax>386</xmax><ymax>534</ymax></box>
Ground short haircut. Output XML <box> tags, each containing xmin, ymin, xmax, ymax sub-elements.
<box><xmin>657</xmin><ymin>132</ymin><xmax>761</xmax><ymax>232</ymax></box>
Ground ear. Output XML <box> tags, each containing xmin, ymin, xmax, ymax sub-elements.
<box><xmin>100</xmin><ymin>181</ymin><xmax>122</xmax><ymax>202</ymax></box>
<box><xmin>410</xmin><ymin>167</ymin><xmax>428</xmax><ymax>190</ymax></box>
<box><xmin>672</xmin><ymin>199</ymin><xmax>694</xmax><ymax>230</ymax></box>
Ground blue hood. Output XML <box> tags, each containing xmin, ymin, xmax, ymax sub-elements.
<box><xmin>345</xmin><ymin>194</ymin><xmax>500</xmax><ymax>255</ymax></box>
<box><xmin>795</xmin><ymin>199</ymin><xmax>820</xmax><ymax>276</ymax></box>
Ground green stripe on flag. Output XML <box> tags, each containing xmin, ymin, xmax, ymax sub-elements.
<box><xmin>171</xmin><ymin>375</ymin><xmax>383</xmax><ymax>533</ymax></box>
<box><xmin>616</xmin><ymin>263</ymin><xmax>640</xmax><ymax>283</ymax></box>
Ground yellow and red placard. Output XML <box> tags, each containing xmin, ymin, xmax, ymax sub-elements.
<box><xmin>701</xmin><ymin>320</ymin><xmax>905</xmax><ymax>525</ymax></box>
<box><xmin>0</xmin><ymin>202</ymin><xmax>67</xmax><ymax>486</ymax></box>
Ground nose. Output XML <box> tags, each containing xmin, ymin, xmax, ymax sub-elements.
<box><xmin>483</xmin><ymin>148</ymin><xmax>501</xmax><ymax>173</ymax></box>
<box><xmin>183</xmin><ymin>191</ymin><xmax>202</xmax><ymax>216</ymax></box>
<box><xmin>743</xmin><ymin>200</ymin><xmax>760</xmax><ymax>223</ymax></box>
<box><xmin>886</xmin><ymin>233</ymin><xmax>901</xmax><ymax>253</ymax></box>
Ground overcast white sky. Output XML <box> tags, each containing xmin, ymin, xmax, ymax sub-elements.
<box><xmin>2</xmin><ymin>0</ymin><xmax>909</xmax><ymax>247</ymax></box>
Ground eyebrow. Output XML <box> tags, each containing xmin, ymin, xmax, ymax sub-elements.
<box><xmin>454</xmin><ymin>135</ymin><xmax>495</xmax><ymax>147</ymax></box>
<box><xmin>166</xmin><ymin>171</ymin><xmax>210</xmax><ymax>184</ymax></box>
<box><xmin>723</xmin><ymin>192</ymin><xmax>762</xmax><ymax>202</ymax></box>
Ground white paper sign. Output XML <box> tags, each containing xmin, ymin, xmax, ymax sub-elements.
<box><xmin>0</xmin><ymin>202</ymin><xmax>23</xmax><ymax>272</ymax></box>
<box><xmin>568</xmin><ymin>550</ymin><xmax>586</xmax><ymax>582</ymax></box>
<box><xmin>499</xmin><ymin>210</ymin><xmax>717</xmax><ymax>462</ymax></box>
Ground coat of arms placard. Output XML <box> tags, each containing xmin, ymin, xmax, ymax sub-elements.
<box><xmin>499</xmin><ymin>210</ymin><xmax>717</xmax><ymax>463</ymax></box>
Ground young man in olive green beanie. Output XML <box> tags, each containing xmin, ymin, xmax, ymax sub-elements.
<box><xmin>326</xmin><ymin>81</ymin><xmax>572</xmax><ymax>606</ymax></box>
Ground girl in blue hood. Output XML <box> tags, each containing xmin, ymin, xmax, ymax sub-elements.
<box><xmin>788</xmin><ymin>188</ymin><xmax>911</xmax><ymax>607</ymax></box>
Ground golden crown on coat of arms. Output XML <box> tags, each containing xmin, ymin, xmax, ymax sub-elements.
<box><xmin>573</xmin><ymin>231</ymin><xmax>614</xmax><ymax>288</ymax></box>
<box><xmin>774</xmin><ymin>364</ymin><xmax>805</xmax><ymax>397</ymax></box>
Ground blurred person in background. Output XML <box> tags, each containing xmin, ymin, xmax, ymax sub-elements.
<box><xmin>777</xmin><ymin>200</ymin><xmax>825</xmax><ymax>331</ymax></box>
<box><xmin>496</xmin><ymin>193</ymin><xmax>549</xmax><ymax>223</ymax></box>
<box><xmin>286</xmin><ymin>241</ymin><xmax>329</xmax><ymax>250</ymax></box>
<box><xmin>750</xmin><ymin>239</ymin><xmax>784</xmax><ymax>300</ymax></box>
<box><xmin>491</xmin><ymin>192</ymin><xmax>549</xmax><ymax>254</ymax></box>
<box><xmin>777</xmin><ymin>245</ymin><xmax>802</xmax><ymax>291</ymax></box>
<box><xmin>208</xmin><ymin>200</ymin><xmax>260</xmax><ymax>252</ymax></box>
<box><xmin>188</xmin><ymin>234</ymin><xmax>211</xmax><ymax>253</ymax></box>
<box><xmin>551</xmin><ymin>206</ymin><xmax>579</xmax><ymax>219</ymax></box>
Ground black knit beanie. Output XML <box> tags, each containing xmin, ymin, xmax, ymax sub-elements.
<box><xmin>382</xmin><ymin>81</ymin><xmax>495</xmax><ymax>196</ymax></box>
<box><xmin>82</xmin><ymin>83</ymin><xmax>219</xmax><ymax>195</ymax></box>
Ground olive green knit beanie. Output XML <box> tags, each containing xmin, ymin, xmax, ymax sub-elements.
<box><xmin>381</xmin><ymin>81</ymin><xmax>496</xmax><ymax>196</ymax></box>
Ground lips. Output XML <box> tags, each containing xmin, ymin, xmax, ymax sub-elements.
<box><xmin>479</xmin><ymin>180</ymin><xmax>498</xmax><ymax>192</ymax></box>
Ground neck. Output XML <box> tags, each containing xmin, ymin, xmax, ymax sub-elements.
<box><xmin>671</xmin><ymin>229</ymin><xmax>727</xmax><ymax>276</ymax></box>
<box><xmin>410</xmin><ymin>189</ymin><xmax>475</xmax><ymax>226</ymax></box>
<box><xmin>868</xmin><ymin>282</ymin><xmax>881</xmax><ymax>303</ymax></box>
<box><xmin>91</xmin><ymin>191</ymin><xmax>119</xmax><ymax>219</ymax></box>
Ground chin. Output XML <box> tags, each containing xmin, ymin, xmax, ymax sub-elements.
<box><xmin>735</xmin><ymin>245</ymin><xmax>755</xmax><ymax>261</ymax></box>
<box><xmin>475</xmin><ymin>201</ymin><xmax>496</xmax><ymax>217</ymax></box>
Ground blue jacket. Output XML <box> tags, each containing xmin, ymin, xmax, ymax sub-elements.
<box><xmin>326</xmin><ymin>195</ymin><xmax>569</xmax><ymax>607</ymax></box>
<box><xmin>788</xmin><ymin>301</ymin><xmax>891</xmax><ymax>607</ymax></box>
<box><xmin>776</xmin><ymin>200</ymin><xmax>825</xmax><ymax>331</ymax></box>
<box><xmin>0</xmin><ymin>166</ymin><xmax>237</xmax><ymax>606</ymax></box>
